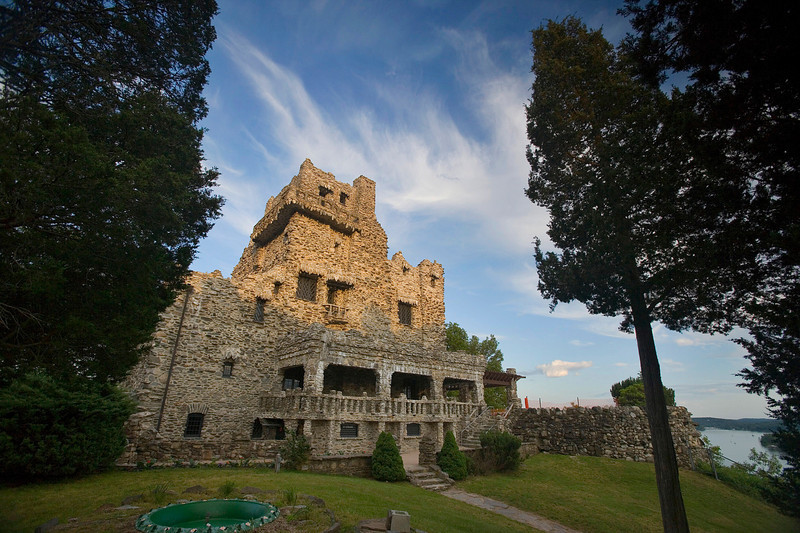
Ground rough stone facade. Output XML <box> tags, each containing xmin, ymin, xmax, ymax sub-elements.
<box><xmin>119</xmin><ymin>160</ymin><xmax>487</xmax><ymax>466</ymax></box>
<box><xmin>509</xmin><ymin>406</ymin><xmax>706</xmax><ymax>469</ymax></box>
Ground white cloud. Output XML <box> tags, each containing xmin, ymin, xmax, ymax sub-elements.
<box><xmin>536</xmin><ymin>359</ymin><xmax>593</xmax><ymax>377</ymax></box>
<box><xmin>569</xmin><ymin>340</ymin><xmax>594</xmax><ymax>347</ymax></box>
<box><xmin>214</xmin><ymin>26</ymin><xmax>542</xmax><ymax>258</ymax></box>
<box><xmin>614</xmin><ymin>362</ymin><xmax>629</xmax><ymax>367</ymax></box>
<box><xmin>662</xmin><ymin>358</ymin><xmax>686</xmax><ymax>372</ymax></box>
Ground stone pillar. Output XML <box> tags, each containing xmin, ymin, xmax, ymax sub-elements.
<box><xmin>506</xmin><ymin>367</ymin><xmax>521</xmax><ymax>408</ymax></box>
<box><xmin>378</xmin><ymin>369</ymin><xmax>392</xmax><ymax>399</ymax></box>
<box><xmin>418</xmin><ymin>435</ymin><xmax>437</xmax><ymax>466</ymax></box>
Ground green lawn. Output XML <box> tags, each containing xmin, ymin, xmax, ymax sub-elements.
<box><xmin>0</xmin><ymin>467</ymin><xmax>530</xmax><ymax>533</ymax></box>
<box><xmin>458</xmin><ymin>454</ymin><xmax>799</xmax><ymax>533</ymax></box>
<box><xmin>2</xmin><ymin>456</ymin><xmax>797</xmax><ymax>533</ymax></box>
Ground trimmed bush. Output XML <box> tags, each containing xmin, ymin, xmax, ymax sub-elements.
<box><xmin>0</xmin><ymin>373</ymin><xmax>135</xmax><ymax>480</ymax></box>
<box><xmin>371</xmin><ymin>431</ymin><xmax>406</xmax><ymax>481</ymax></box>
<box><xmin>475</xmin><ymin>430</ymin><xmax>521</xmax><ymax>473</ymax></box>
<box><xmin>437</xmin><ymin>430</ymin><xmax>467</xmax><ymax>480</ymax></box>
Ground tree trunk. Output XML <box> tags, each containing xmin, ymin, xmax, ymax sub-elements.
<box><xmin>630</xmin><ymin>287</ymin><xmax>690</xmax><ymax>532</ymax></box>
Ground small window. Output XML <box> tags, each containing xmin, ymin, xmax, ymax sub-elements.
<box><xmin>264</xmin><ymin>418</ymin><xmax>286</xmax><ymax>440</ymax></box>
<box><xmin>430</xmin><ymin>275</ymin><xmax>437</xmax><ymax>288</ymax></box>
<box><xmin>184</xmin><ymin>413</ymin><xmax>204</xmax><ymax>438</ymax></box>
<box><xmin>319</xmin><ymin>186</ymin><xmax>332</xmax><ymax>197</ymax></box>
<box><xmin>251</xmin><ymin>419</ymin><xmax>263</xmax><ymax>439</ymax></box>
<box><xmin>339</xmin><ymin>192</ymin><xmax>348</xmax><ymax>205</ymax></box>
<box><xmin>283</xmin><ymin>378</ymin><xmax>302</xmax><ymax>390</ymax></box>
<box><xmin>407</xmin><ymin>423</ymin><xmax>421</xmax><ymax>437</ymax></box>
<box><xmin>398</xmin><ymin>302</ymin><xmax>412</xmax><ymax>326</ymax></box>
<box><xmin>222</xmin><ymin>361</ymin><xmax>233</xmax><ymax>378</ymax></box>
<box><xmin>254</xmin><ymin>297</ymin><xmax>265</xmax><ymax>322</ymax></box>
<box><xmin>340</xmin><ymin>423</ymin><xmax>359</xmax><ymax>438</ymax></box>
<box><xmin>296</xmin><ymin>273</ymin><xmax>318</xmax><ymax>301</ymax></box>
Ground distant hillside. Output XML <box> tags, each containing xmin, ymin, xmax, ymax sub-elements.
<box><xmin>693</xmin><ymin>417</ymin><xmax>781</xmax><ymax>432</ymax></box>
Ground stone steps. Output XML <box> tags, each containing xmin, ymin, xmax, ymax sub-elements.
<box><xmin>406</xmin><ymin>465</ymin><xmax>454</xmax><ymax>492</ymax></box>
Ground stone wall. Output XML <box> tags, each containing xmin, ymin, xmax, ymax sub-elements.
<box><xmin>509</xmin><ymin>406</ymin><xmax>705</xmax><ymax>469</ymax></box>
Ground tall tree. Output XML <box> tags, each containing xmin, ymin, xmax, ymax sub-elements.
<box><xmin>525</xmin><ymin>17</ymin><xmax>745</xmax><ymax>531</ymax></box>
<box><xmin>0</xmin><ymin>0</ymin><xmax>222</xmax><ymax>383</ymax></box>
<box><xmin>445</xmin><ymin>322</ymin><xmax>507</xmax><ymax>408</ymax></box>
<box><xmin>622</xmin><ymin>0</ymin><xmax>800</xmax><ymax>511</ymax></box>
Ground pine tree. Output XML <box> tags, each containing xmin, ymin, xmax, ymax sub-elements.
<box><xmin>371</xmin><ymin>431</ymin><xmax>406</xmax><ymax>482</ymax></box>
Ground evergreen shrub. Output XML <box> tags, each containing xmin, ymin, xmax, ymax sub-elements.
<box><xmin>371</xmin><ymin>431</ymin><xmax>406</xmax><ymax>481</ymax></box>
<box><xmin>280</xmin><ymin>431</ymin><xmax>311</xmax><ymax>470</ymax></box>
<box><xmin>437</xmin><ymin>430</ymin><xmax>467</xmax><ymax>480</ymax></box>
<box><xmin>474</xmin><ymin>430</ymin><xmax>521</xmax><ymax>473</ymax></box>
<box><xmin>0</xmin><ymin>373</ymin><xmax>135</xmax><ymax>480</ymax></box>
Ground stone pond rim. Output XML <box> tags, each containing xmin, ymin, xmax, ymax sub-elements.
<box><xmin>135</xmin><ymin>499</ymin><xmax>279</xmax><ymax>532</ymax></box>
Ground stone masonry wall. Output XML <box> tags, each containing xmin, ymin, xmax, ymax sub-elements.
<box><xmin>509</xmin><ymin>406</ymin><xmax>706</xmax><ymax>469</ymax></box>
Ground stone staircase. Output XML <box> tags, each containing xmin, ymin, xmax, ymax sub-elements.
<box><xmin>405</xmin><ymin>464</ymin><xmax>454</xmax><ymax>492</ymax></box>
<box><xmin>460</xmin><ymin>408</ymin><xmax>509</xmax><ymax>449</ymax></box>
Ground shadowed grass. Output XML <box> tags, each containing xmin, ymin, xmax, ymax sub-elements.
<box><xmin>0</xmin><ymin>467</ymin><xmax>531</xmax><ymax>533</ymax></box>
<box><xmin>458</xmin><ymin>454</ymin><xmax>799</xmax><ymax>533</ymax></box>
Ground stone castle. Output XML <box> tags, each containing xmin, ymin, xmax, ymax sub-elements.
<box><xmin>120</xmin><ymin>159</ymin><xmax>704</xmax><ymax>472</ymax></box>
<box><xmin>120</xmin><ymin>159</ymin><xmax>521</xmax><ymax>467</ymax></box>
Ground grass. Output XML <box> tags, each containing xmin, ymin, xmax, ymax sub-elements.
<box><xmin>2</xmin><ymin>456</ymin><xmax>797</xmax><ymax>533</ymax></box>
<box><xmin>458</xmin><ymin>454</ymin><xmax>799</xmax><ymax>533</ymax></box>
<box><xmin>0</xmin><ymin>467</ymin><xmax>529</xmax><ymax>533</ymax></box>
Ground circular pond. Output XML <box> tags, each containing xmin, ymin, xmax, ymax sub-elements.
<box><xmin>135</xmin><ymin>499</ymin><xmax>279</xmax><ymax>532</ymax></box>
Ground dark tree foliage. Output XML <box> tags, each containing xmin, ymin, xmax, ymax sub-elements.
<box><xmin>611</xmin><ymin>374</ymin><xmax>676</xmax><ymax>407</ymax></box>
<box><xmin>524</xmin><ymin>16</ymin><xmax>746</xmax><ymax>531</ymax></box>
<box><xmin>371</xmin><ymin>431</ymin><xmax>406</xmax><ymax>482</ymax></box>
<box><xmin>622</xmin><ymin>0</ymin><xmax>800</xmax><ymax>513</ymax></box>
<box><xmin>437</xmin><ymin>430</ymin><xmax>467</xmax><ymax>480</ymax></box>
<box><xmin>0</xmin><ymin>0</ymin><xmax>222</xmax><ymax>383</ymax></box>
<box><xmin>445</xmin><ymin>322</ymin><xmax>507</xmax><ymax>408</ymax></box>
<box><xmin>0</xmin><ymin>373</ymin><xmax>135</xmax><ymax>480</ymax></box>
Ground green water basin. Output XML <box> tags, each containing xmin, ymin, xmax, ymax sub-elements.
<box><xmin>135</xmin><ymin>499</ymin><xmax>279</xmax><ymax>532</ymax></box>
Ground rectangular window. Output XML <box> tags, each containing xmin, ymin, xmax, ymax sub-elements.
<box><xmin>340</xmin><ymin>422</ymin><xmax>359</xmax><ymax>438</ymax></box>
<box><xmin>254</xmin><ymin>297</ymin><xmax>265</xmax><ymax>322</ymax></box>
<box><xmin>222</xmin><ymin>361</ymin><xmax>233</xmax><ymax>378</ymax></box>
<box><xmin>283</xmin><ymin>378</ymin><xmax>302</xmax><ymax>390</ymax></box>
<box><xmin>184</xmin><ymin>413</ymin><xmax>204</xmax><ymax>438</ymax></box>
<box><xmin>296</xmin><ymin>273</ymin><xmax>318</xmax><ymax>301</ymax></box>
<box><xmin>406</xmin><ymin>423</ymin><xmax>421</xmax><ymax>437</ymax></box>
<box><xmin>398</xmin><ymin>302</ymin><xmax>412</xmax><ymax>325</ymax></box>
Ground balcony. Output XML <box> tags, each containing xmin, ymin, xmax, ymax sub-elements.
<box><xmin>323</xmin><ymin>303</ymin><xmax>348</xmax><ymax>324</ymax></box>
<box><xmin>259</xmin><ymin>390</ymin><xmax>477</xmax><ymax>422</ymax></box>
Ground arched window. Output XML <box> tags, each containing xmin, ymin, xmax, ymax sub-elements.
<box><xmin>184</xmin><ymin>413</ymin><xmax>204</xmax><ymax>438</ymax></box>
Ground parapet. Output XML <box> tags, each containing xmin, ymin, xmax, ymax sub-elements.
<box><xmin>250</xmin><ymin>159</ymin><xmax>375</xmax><ymax>245</ymax></box>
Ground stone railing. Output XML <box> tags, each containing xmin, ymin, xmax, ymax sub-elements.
<box><xmin>323</xmin><ymin>303</ymin><xmax>348</xmax><ymax>322</ymax></box>
<box><xmin>259</xmin><ymin>390</ymin><xmax>476</xmax><ymax>420</ymax></box>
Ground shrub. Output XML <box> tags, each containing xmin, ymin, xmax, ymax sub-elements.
<box><xmin>371</xmin><ymin>431</ymin><xmax>406</xmax><ymax>481</ymax></box>
<box><xmin>475</xmin><ymin>430</ymin><xmax>521</xmax><ymax>473</ymax></box>
<box><xmin>280</xmin><ymin>431</ymin><xmax>311</xmax><ymax>470</ymax></box>
<box><xmin>0</xmin><ymin>373</ymin><xmax>135</xmax><ymax>480</ymax></box>
<box><xmin>437</xmin><ymin>430</ymin><xmax>467</xmax><ymax>480</ymax></box>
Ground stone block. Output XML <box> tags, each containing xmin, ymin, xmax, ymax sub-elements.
<box><xmin>386</xmin><ymin>510</ymin><xmax>411</xmax><ymax>533</ymax></box>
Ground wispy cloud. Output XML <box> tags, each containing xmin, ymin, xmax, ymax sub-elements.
<box><xmin>569</xmin><ymin>340</ymin><xmax>595</xmax><ymax>347</ymax></box>
<box><xmin>536</xmin><ymin>359</ymin><xmax>593</xmax><ymax>377</ymax></box>
<box><xmin>215</xmin><ymin>26</ymin><xmax>540</xmax><ymax>258</ymax></box>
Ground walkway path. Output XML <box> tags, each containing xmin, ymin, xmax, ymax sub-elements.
<box><xmin>401</xmin><ymin>451</ymin><xmax>580</xmax><ymax>532</ymax></box>
<box><xmin>440</xmin><ymin>488</ymin><xmax>583</xmax><ymax>533</ymax></box>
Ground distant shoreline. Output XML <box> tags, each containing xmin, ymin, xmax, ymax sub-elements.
<box><xmin>692</xmin><ymin>417</ymin><xmax>781</xmax><ymax>433</ymax></box>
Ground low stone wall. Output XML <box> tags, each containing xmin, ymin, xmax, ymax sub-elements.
<box><xmin>306</xmin><ymin>454</ymin><xmax>372</xmax><ymax>477</ymax></box>
<box><xmin>509</xmin><ymin>406</ymin><xmax>705</xmax><ymax>469</ymax></box>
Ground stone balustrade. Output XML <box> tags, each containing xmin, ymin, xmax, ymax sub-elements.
<box><xmin>259</xmin><ymin>390</ymin><xmax>476</xmax><ymax>421</ymax></box>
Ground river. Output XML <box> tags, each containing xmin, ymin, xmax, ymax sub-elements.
<box><xmin>700</xmin><ymin>428</ymin><xmax>787</xmax><ymax>468</ymax></box>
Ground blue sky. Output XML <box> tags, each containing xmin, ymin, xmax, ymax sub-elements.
<box><xmin>192</xmin><ymin>0</ymin><xmax>769</xmax><ymax>419</ymax></box>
